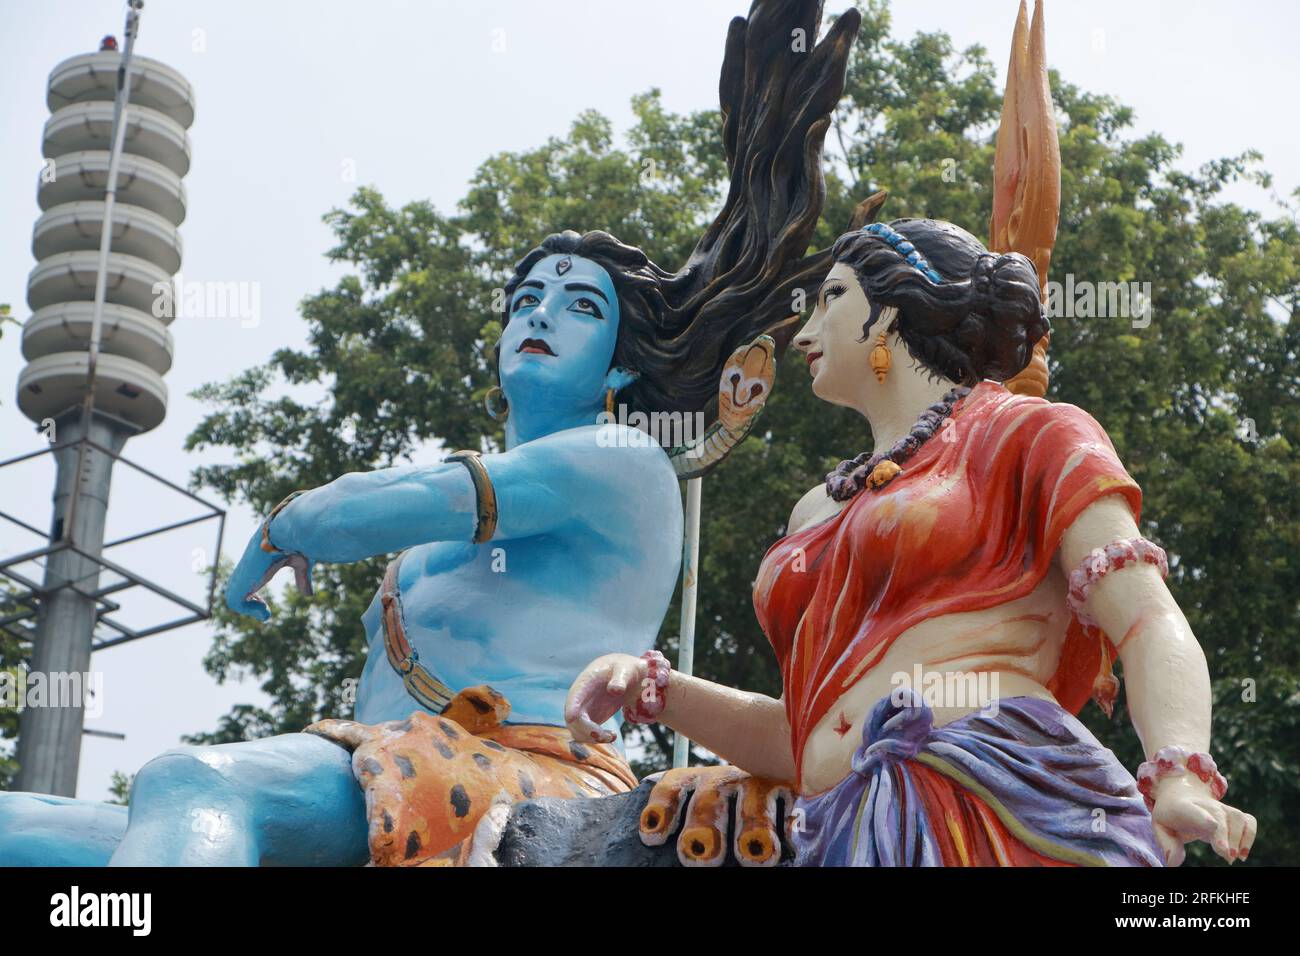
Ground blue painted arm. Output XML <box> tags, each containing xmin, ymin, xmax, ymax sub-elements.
<box><xmin>269</xmin><ymin>461</ymin><xmax>479</xmax><ymax>563</ymax></box>
<box><xmin>223</xmin><ymin>462</ymin><xmax>478</xmax><ymax>621</ymax></box>
<box><xmin>225</xmin><ymin>424</ymin><xmax>670</xmax><ymax>620</ymax></box>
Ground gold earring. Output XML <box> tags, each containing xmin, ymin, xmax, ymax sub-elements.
<box><xmin>484</xmin><ymin>385</ymin><xmax>509</xmax><ymax>421</ymax></box>
<box><xmin>605</xmin><ymin>388</ymin><xmax>616</xmax><ymax>417</ymax></box>
<box><xmin>869</xmin><ymin>331</ymin><xmax>892</xmax><ymax>383</ymax></box>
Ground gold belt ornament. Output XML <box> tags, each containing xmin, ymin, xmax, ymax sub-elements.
<box><xmin>381</xmin><ymin>550</ymin><xmax>455</xmax><ymax>712</ymax></box>
<box><xmin>381</xmin><ymin>450</ymin><xmax>498</xmax><ymax>711</ymax></box>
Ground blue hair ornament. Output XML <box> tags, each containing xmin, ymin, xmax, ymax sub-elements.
<box><xmin>862</xmin><ymin>222</ymin><xmax>944</xmax><ymax>284</ymax></box>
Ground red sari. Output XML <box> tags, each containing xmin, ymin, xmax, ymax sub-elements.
<box><xmin>754</xmin><ymin>380</ymin><xmax>1142</xmax><ymax>789</ymax></box>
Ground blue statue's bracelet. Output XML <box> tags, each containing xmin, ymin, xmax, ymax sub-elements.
<box><xmin>260</xmin><ymin>490</ymin><xmax>309</xmax><ymax>554</ymax></box>
<box><xmin>443</xmin><ymin>450</ymin><xmax>499</xmax><ymax>544</ymax></box>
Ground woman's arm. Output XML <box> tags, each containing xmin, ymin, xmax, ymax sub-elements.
<box><xmin>1059</xmin><ymin>496</ymin><xmax>1211</xmax><ymax>763</ymax></box>
<box><xmin>565</xmin><ymin>654</ymin><xmax>796</xmax><ymax>781</ymax></box>
<box><xmin>1059</xmin><ymin>495</ymin><xmax>1256</xmax><ymax>864</ymax></box>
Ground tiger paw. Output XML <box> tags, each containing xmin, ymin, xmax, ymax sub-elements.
<box><xmin>442</xmin><ymin>685</ymin><xmax>511</xmax><ymax>735</ymax></box>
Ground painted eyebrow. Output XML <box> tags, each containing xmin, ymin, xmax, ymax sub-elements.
<box><xmin>563</xmin><ymin>282</ymin><xmax>609</xmax><ymax>304</ymax></box>
<box><xmin>516</xmin><ymin>280</ymin><xmax>545</xmax><ymax>293</ymax></box>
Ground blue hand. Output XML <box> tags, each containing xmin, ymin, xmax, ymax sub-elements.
<box><xmin>226</xmin><ymin>523</ymin><xmax>314</xmax><ymax>622</ymax></box>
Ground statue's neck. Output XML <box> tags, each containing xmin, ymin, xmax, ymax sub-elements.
<box><xmin>858</xmin><ymin>370</ymin><xmax>958</xmax><ymax>453</ymax></box>
<box><xmin>504</xmin><ymin>397</ymin><xmax>604</xmax><ymax>449</ymax></box>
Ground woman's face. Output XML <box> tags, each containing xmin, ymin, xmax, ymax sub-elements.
<box><xmin>793</xmin><ymin>262</ymin><xmax>884</xmax><ymax>408</ymax></box>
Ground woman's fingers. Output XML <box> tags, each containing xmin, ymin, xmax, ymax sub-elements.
<box><xmin>1237</xmin><ymin>810</ymin><xmax>1257</xmax><ymax>860</ymax></box>
<box><xmin>606</xmin><ymin>657</ymin><xmax>640</xmax><ymax>698</ymax></box>
<box><xmin>564</xmin><ymin>664</ymin><xmax>619</xmax><ymax>744</ymax></box>
<box><xmin>1215</xmin><ymin>804</ymin><xmax>1256</xmax><ymax>862</ymax></box>
<box><xmin>1202</xmin><ymin>802</ymin><xmax>1233</xmax><ymax>861</ymax></box>
<box><xmin>1224</xmin><ymin>806</ymin><xmax>1246</xmax><ymax>861</ymax></box>
<box><xmin>1154</xmin><ymin>796</ymin><xmax>1258</xmax><ymax>865</ymax></box>
<box><xmin>1153</xmin><ymin>823</ymin><xmax>1185</xmax><ymax>867</ymax></box>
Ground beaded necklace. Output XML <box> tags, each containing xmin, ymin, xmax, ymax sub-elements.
<box><xmin>825</xmin><ymin>386</ymin><xmax>971</xmax><ymax>501</ymax></box>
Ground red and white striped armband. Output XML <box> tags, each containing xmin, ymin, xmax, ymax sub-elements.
<box><xmin>1066</xmin><ymin>536</ymin><xmax>1168</xmax><ymax>630</ymax></box>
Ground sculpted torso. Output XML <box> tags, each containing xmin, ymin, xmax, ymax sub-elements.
<box><xmin>785</xmin><ymin>481</ymin><xmax>1065</xmax><ymax>795</ymax></box>
<box><xmin>354</xmin><ymin>423</ymin><xmax>683</xmax><ymax>734</ymax></box>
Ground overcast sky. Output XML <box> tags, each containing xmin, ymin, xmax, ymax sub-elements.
<box><xmin>2</xmin><ymin>0</ymin><xmax>1296</xmax><ymax>801</ymax></box>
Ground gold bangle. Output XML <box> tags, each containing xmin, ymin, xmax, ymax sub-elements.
<box><xmin>444</xmin><ymin>450</ymin><xmax>499</xmax><ymax>544</ymax></box>
<box><xmin>260</xmin><ymin>490</ymin><xmax>309</xmax><ymax>553</ymax></box>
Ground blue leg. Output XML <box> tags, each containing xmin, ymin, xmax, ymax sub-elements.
<box><xmin>0</xmin><ymin>791</ymin><xmax>128</xmax><ymax>866</ymax></box>
<box><xmin>108</xmin><ymin>732</ymin><xmax>368</xmax><ymax>866</ymax></box>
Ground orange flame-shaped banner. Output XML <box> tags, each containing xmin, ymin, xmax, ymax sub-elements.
<box><xmin>992</xmin><ymin>0</ymin><xmax>1059</xmax><ymax>398</ymax></box>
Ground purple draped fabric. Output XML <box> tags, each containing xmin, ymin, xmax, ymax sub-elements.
<box><xmin>789</xmin><ymin>689</ymin><xmax>1163</xmax><ymax>867</ymax></box>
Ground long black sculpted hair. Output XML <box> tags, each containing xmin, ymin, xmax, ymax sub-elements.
<box><xmin>498</xmin><ymin>1</ymin><xmax>861</xmax><ymax>449</ymax></box>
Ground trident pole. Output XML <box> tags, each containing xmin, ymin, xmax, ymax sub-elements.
<box><xmin>671</xmin><ymin>477</ymin><xmax>702</xmax><ymax>768</ymax></box>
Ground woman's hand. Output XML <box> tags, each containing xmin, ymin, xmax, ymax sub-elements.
<box><xmin>225</xmin><ymin>521</ymin><xmax>313</xmax><ymax>623</ymax></box>
<box><xmin>564</xmin><ymin>653</ymin><xmax>645</xmax><ymax>744</ymax></box>
<box><xmin>1150</xmin><ymin>775</ymin><xmax>1257</xmax><ymax>866</ymax></box>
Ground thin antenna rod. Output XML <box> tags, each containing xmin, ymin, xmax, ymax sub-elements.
<box><xmin>86</xmin><ymin>1</ymin><xmax>143</xmax><ymax>393</ymax></box>
<box><xmin>65</xmin><ymin>0</ymin><xmax>144</xmax><ymax>541</ymax></box>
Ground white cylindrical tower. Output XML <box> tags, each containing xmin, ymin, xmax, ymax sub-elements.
<box><xmin>15</xmin><ymin>26</ymin><xmax>196</xmax><ymax>796</ymax></box>
<box><xmin>18</xmin><ymin>49</ymin><xmax>193</xmax><ymax>431</ymax></box>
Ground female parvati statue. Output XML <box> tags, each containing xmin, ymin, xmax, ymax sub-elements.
<box><xmin>0</xmin><ymin>0</ymin><xmax>862</xmax><ymax>866</ymax></box>
<box><xmin>566</xmin><ymin>216</ymin><xmax>1259</xmax><ymax>867</ymax></box>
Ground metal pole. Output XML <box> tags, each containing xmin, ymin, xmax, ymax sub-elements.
<box><xmin>672</xmin><ymin>477</ymin><xmax>702</xmax><ymax>768</ymax></box>
<box><xmin>65</xmin><ymin>0</ymin><xmax>142</xmax><ymax>541</ymax></box>
<box><xmin>16</xmin><ymin>2</ymin><xmax>145</xmax><ymax>796</ymax></box>
<box><xmin>86</xmin><ymin>1</ymin><xmax>142</xmax><ymax>392</ymax></box>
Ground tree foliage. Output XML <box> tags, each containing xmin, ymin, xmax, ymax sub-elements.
<box><xmin>179</xmin><ymin>0</ymin><xmax>1299</xmax><ymax>864</ymax></box>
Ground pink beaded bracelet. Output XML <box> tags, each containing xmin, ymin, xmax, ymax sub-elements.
<box><xmin>624</xmin><ymin>650</ymin><xmax>671</xmax><ymax>724</ymax></box>
<box><xmin>1067</xmin><ymin>536</ymin><xmax>1169</xmax><ymax>630</ymax></box>
<box><xmin>1135</xmin><ymin>746</ymin><xmax>1228</xmax><ymax>811</ymax></box>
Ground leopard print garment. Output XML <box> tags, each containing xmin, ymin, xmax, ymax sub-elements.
<box><xmin>307</xmin><ymin>685</ymin><xmax>637</xmax><ymax>866</ymax></box>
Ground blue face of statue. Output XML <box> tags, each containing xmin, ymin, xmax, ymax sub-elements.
<box><xmin>498</xmin><ymin>254</ymin><xmax>621</xmax><ymax>417</ymax></box>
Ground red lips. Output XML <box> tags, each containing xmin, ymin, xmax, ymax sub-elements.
<box><xmin>518</xmin><ymin>338</ymin><xmax>556</xmax><ymax>356</ymax></box>
<box><xmin>805</xmin><ymin>351</ymin><xmax>823</xmax><ymax>372</ymax></box>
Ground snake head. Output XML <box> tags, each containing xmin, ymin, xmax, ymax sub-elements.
<box><xmin>717</xmin><ymin>334</ymin><xmax>776</xmax><ymax>435</ymax></box>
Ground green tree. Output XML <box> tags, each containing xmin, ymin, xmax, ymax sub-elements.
<box><xmin>183</xmin><ymin>0</ymin><xmax>1299</xmax><ymax>864</ymax></box>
